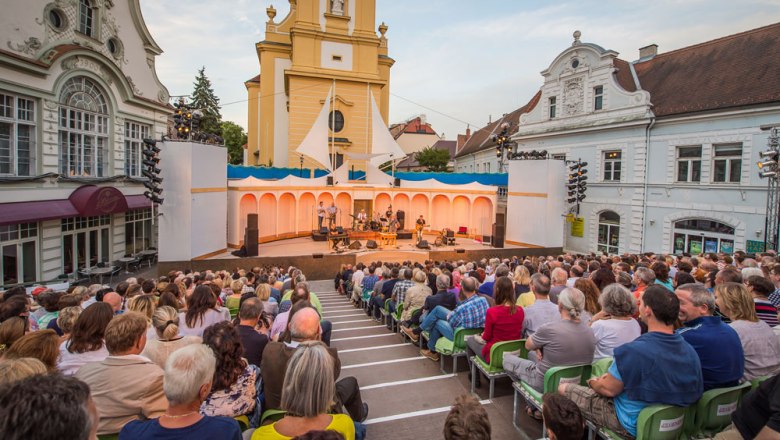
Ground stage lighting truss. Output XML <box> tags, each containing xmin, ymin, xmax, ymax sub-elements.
<box><xmin>566</xmin><ymin>159</ymin><xmax>588</xmax><ymax>215</ymax></box>
<box><xmin>758</xmin><ymin>125</ymin><xmax>780</xmax><ymax>250</ymax></box>
<box><xmin>142</xmin><ymin>138</ymin><xmax>164</xmax><ymax>205</ymax></box>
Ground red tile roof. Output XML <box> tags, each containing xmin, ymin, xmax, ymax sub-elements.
<box><xmin>390</xmin><ymin>117</ymin><xmax>438</xmax><ymax>139</ymax></box>
<box><xmin>613</xmin><ymin>58</ymin><xmax>637</xmax><ymax>92</ymax></box>
<box><xmin>454</xmin><ymin>91</ymin><xmax>541</xmax><ymax>158</ymax></box>
<box><xmin>634</xmin><ymin>22</ymin><xmax>780</xmax><ymax>117</ymax></box>
<box><xmin>246</xmin><ymin>74</ymin><xmax>261</xmax><ymax>83</ymax></box>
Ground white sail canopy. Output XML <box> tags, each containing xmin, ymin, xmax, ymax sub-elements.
<box><xmin>369</xmin><ymin>93</ymin><xmax>407</xmax><ymax>167</ymax></box>
<box><xmin>295</xmin><ymin>86</ymin><xmax>334</xmax><ymax>172</ymax></box>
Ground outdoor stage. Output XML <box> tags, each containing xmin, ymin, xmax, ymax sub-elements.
<box><xmin>156</xmin><ymin>234</ymin><xmax>562</xmax><ymax>280</ymax></box>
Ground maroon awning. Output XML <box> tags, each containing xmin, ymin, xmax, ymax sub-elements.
<box><xmin>0</xmin><ymin>185</ymin><xmax>149</xmax><ymax>226</ymax></box>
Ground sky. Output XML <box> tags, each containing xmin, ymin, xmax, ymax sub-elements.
<box><xmin>141</xmin><ymin>0</ymin><xmax>780</xmax><ymax>140</ymax></box>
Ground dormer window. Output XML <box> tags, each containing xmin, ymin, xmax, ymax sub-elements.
<box><xmin>594</xmin><ymin>86</ymin><xmax>603</xmax><ymax>111</ymax></box>
<box><xmin>549</xmin><ymin>97</ymin><xmax>557</xmax><ymax>119</ymax></box>
<box><xmin>79</xmin><ymin>0</ymin><xmax>95</xmax><ymax>37</ymax></box>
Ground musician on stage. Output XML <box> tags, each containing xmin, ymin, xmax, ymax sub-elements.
<box><xmin>385</xmin><ymin>205</ymin><xmax>393</xmax><ymax>221</ymax></box>
<box><xmin>388</xmin><ymin>216</ymin><xmax>400</xmax><ymax>233</ymax></box>
<box><xmin>357</xmin><ymin>209</ymin><xmax>368</xmax><ymax>231</ymax></box>
<box><xmin>415</xmin><ymin>215</ymin><xmax>426</xmax><ymax>242</ymax></box>
<box><xmin>327</xmin><ymin>203</ymin><xmax>338</xmax><ymax>228</ymax></box>
<box><xmin>317</xmin><ymin>201</ymin><xmax>326</xmax><ymax>231</ymax></box>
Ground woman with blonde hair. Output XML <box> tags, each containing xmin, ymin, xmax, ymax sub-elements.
<box><xmin>128</xmin><ymin>294</ymin><xmax>157</xmax><ymax>341</ymax></box>
<box><xmin>715</xmin><ymin>282</ymin><xmax>780</xmax><ymax>380</ymax></box>
<box><xmin>252</xmin><ymin>341</ymin><xmax>355</xmax><ymax>439</ymax></box>
<box><xmin>4</xmin><ymin>329</ymin><xmax>60</xmax><ymax>372</ymax></box>
<box><xmin>513</xmin><ymin>265</ymin><xmax>534</xmax><ymax>307</ymax></box>
<box><xmin>224</xmin><ymin>279</ymin><xmax>244</xmax><ymax>312</ymax></box>
<box><xmin>255</xmin><ymin>283</ymin><xmax>279</xmax><ymax>316</ymax></box>
<box><xmin>0</xmin><ymin>357</ymin><xmax>47</xmax><ymax>384</ymax></box>
<box><xmin>56</xmin><ymin>306</ymin><xmax>83</xmax><ymax>342</ymax></box>
<box><xmin>141</xmin><ymin>305</ymin><xmax>202</xmax><ymax>368</ymax></box>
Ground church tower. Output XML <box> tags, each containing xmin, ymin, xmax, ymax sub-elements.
<box><xmin>245</xmin><ymin>0</ymin><xmax>394</xmax><ymax>170</ymax></box>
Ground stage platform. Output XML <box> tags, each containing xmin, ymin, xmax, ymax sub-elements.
<box><xmin>157</xmin><ymin>236</ymin><xmax>562</xmax><ymax>279</ymax></box>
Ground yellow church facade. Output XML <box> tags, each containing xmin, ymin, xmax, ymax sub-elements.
<box><xmin>245</xmin><ymin>0</ymin><xmax>394</xmax><ymax>170</ymax></box>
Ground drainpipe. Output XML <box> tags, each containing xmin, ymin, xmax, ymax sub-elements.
<box><xmin>640</xmin><ymin>117</ymin><xmax>656</xmax><ymax>252</ymax></box>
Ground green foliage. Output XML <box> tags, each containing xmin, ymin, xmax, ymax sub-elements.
<box><xmin>221</xmin><ymin>121</ymin><xmax>247</xmax><ymax>165</ymax></box>
<box><xmin>415</xmin><ymin>146</ymin><xmax>451</xmax><ymax>172</ymax></box>
<box><xmin>190</xmin><ymin>66</ymin><xmax>222</xmax><ymax>135</ymax></box>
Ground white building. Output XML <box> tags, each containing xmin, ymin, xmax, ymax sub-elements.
<box><xmin>0</xmin><ymin>0</ymin><xmax>170</xmax><ymax>287</ymax></box>
<box><xmin>455</xmin><ymin>24</ymin><xmax>780</xmax><ymax>255</ymax></box>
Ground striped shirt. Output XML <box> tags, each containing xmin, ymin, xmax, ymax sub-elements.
<box><xmin>754</xmin><ymin>298</ymin><xmax>779</xmax><ymax>327</ymax></box>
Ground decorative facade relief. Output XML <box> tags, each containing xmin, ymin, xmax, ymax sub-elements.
<box><xmin>7</xmin><ymin>37</ymin><xmax>42</xmax><ymax>56</ymax></box>
<box><xmin>563</xmin><ymin>77</ymin><xmax>583</xmax><ymax>117</ymax></box>
<box><xmin>62</xmin><ymin>56</ymin><xmax>113</xmax><ymax>85</ymax></box>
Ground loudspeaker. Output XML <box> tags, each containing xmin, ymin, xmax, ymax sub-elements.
<box><xmin>396</xmin><ymin>210</ymin><xmax>405</xmax><ymax>230</ymax></box>
<box><xmin>320</xmin><ymin>227</ymin><xmax>328</xmax><ymax>234</ymax></box>
<box><xmin>244</xmin><ymin>229</ymin><xmax>259</xmax><ymax>256</ymax></box>
<box><xmin>456</xmin><ymin>248</ymin><xmax>465</xmax><ymax>253</ymax></box>
<box><xmin>495</xmin><ymin>212</ymin><xmax>506</xmax><ymax>227</ymax></box>
<box><xmin>394</xmin><ymin>178</ymin><xmax>401</xmax><ymax>187</ymax></box>
<box><xmin>366</xmin><ymin>240</ymin><xmax>378</xmax><ymax>249</ymax></box>
<box><xmin>417</xmin><ymin>240</ymin><xmax>430</xmax><ymax>249</ymax></box>
<box><xmin>349</xmin><ymin>241</ymin><xmax>362</xmax><ymax>250</ymax></box>
<box><xmin>482</xmin><ymin>235</ymin><xmax>492</xmax><ymax>243</ymax></box>
<box><xmin>492</xmin><ymin>223</ymin><xmax>505</xmax><ymax>248</ymax></box>
<box><xmin>313</xmin><ymin>253</ymin><xmax>323</xmax><ymax>259</ymax></box>
<box><xmin>326</xmin><ymin>176</ymin><xmax>334</xmax><ymax>186</ymax></box>
<box><xmin>247</xmin><ymin>214</ymin><xmax>258</xmax><ymax>230</ymax></box>
<box><xmin>336</xmin><ymin>226</ymin><xmax>345</xmax><ymax>234</ymax></box>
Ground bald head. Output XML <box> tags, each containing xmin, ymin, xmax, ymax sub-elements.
<box><xmin>103</xmin><ymin>292</ymin><xmax>122</xmax><ymax>312</ymax></box>
<box><xmin>289</xmin><ymin>307</ymin><xmax>321</xmax><ymax>342</ymax></box>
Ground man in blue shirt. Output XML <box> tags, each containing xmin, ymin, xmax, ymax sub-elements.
<box><xmin>675</xmin><ymin>283</ymin><xmax>744</xmax><ymax>390</ymax></box>
<box><xmin>559</xmin><ymin>285</ymin><xmax>703</xmax><ymax>438</ymax></box>
<box><xmin>410</xmin><ymin>277</ymin><xmax>488</xmax><ymax>362</ymax></box>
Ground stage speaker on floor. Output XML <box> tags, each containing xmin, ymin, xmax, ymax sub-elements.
<box><xmin>492</xmin><ymin>222</ymin><xmax>505</xmax><ymax>249</ymax></box>
<box><xmin>244</xmin><ymin>228</ymin><xmax>259</xmax><ymax>256</ymax></box>
<box><xmin>320</xmin><ymin>227</ymin><xmax>328</xmax><ymax>234</ymax></box>
<box><xmin>495</xmin><ymin>212</ymin><xmax>506</xmax><ymax>228</ymax></box>
<box><xmin>247</xmin><ymin>213</ymin><xmax>258</xmax><ymax>230</ymax></box>
<box><xmin>417</xmin><ymin>240</ymin><xmax>430</xmax><ymax>249</ymax></box>
<box><xmin>349</xmin><ymin>241</ymin><xmax>362</xmax><ymax>250</ymax></box>
<box><xmin>456</xmin><ymin>248</ymin><xmax>465</xmax><ymax>253</ymax></box>
<box><xmin>394</xmin><ymin>178</ymin><xmax>401</xmax><ymax>187</ymax></box>
<box><xmin>313</xmin><ymin>253</ymin><xmax>323</xmax><ymax>259</ymax></box>
<box><xmin>366</xmin><ymin>240</ymin><xmax>378</xmax><ymax>249</ymax></box>
<box><xmin>327</xmin><ymin>176</ymin><xmax>334</xmax><ymax>186</ymax></box>
<box><xmin>396</xmin><ymin>210</ymin><xmax>405</xmax><ymax>230</ymax></box>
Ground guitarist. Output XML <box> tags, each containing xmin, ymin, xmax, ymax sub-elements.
<box><xmin>415</xmin><ymin>215</ymin><xmax>426</xmax><ymax>242</ymax></box>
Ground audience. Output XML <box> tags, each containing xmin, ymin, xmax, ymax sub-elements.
<box><xmin>58</xmin><ymin>301</ymin><xmax>113</xmax><ymax>375</ymax></box>
<box><xmin>237</xmin><ymin>297</ymin><xmax>270</xmax><ymax>368</ymax></box>
<box><xmin>716</xmin><ymin>374</ymin><xmax>780</xmax><ymax>439</ymax></box>
<box><xmin>542</xmin><ymin>393</ymin><xmax>584</xmax><ymax>440</ymax></box>
<box><xmin>589</xmin><ymin>284</ymin><xmax>640</xmax><ymax>359</ymax></box>
<box><xmin>141</xmin><ymin>305</ymin><xmax>202</xmax><ymax>368</ymax></box>
<box><xmin>745</xmin><ymin>275</ymin><xmax>779</xmax><ymax>327</ymax></box>
<box><xmin>3</xmin><ymin>329</ymin><xmax>59</xmax><ymax>371</ymax></box>
<box><xmin>76</xmin><ymin>312</ymin><xmax>167</xmax><ymax>435</ymax></box>
<box><xmin>0</xmin><ymin>357</ymin><xmax>47</xmax><ymax>385</ymax></box>
<box><xmin>120</xmin><ymin>344</ymin><xmax>242</xmax><ymax>440</ymax></box>
<box><xmin>520</xmin><ymin>273</ymin><xmax>558</xmax><ymax>338</ymax></box>
<box><xmin>180</xmin><ymin>285</ymin><xmax>229</xmax><ymax>337</ymax></box>
<box><xmin>400</xmin><ymin>269</ymin><xmax>432</xmax><ymax>323</ymax></box>
<box><xmin>442</xmin><ymin>394</ymin><xmax>491</xmax><ymax>440</ymax></box>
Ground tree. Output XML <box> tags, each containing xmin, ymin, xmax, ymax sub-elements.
<box><xmin>221</xmin><ymin>121</ymin><xmax>247</xmax><ymax>165</ymax></box>
<box><xmin>190</xmin><ymin>66</ymin><xmax>222</xmax><ymax>135</ymax></box>
<box><xmin>415</xmin><ymin>146</ymin><xmax>451</xmax><ymax>172</ymax></box>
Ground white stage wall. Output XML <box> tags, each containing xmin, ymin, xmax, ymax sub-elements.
<box><xmin>159</xmin><ymin>141</ymin><xmax>227</xmax><ymax>261</ymax></box>
<box><xmin>505</xmin><ymin>160</ymin><xmax>566</xmax><ymax>248</ymax></box>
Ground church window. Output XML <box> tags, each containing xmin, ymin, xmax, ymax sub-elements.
<box><xmin>328</xmin><ymin>110</ymin><xmax>344</xmax><ymax>133</ymax></box>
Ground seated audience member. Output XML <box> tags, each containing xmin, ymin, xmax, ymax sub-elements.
<box><xmin>651</xmin><ymin>261</ymin><xmax>674</xmax><ymax>291</ymax></box>
<box><xmin>281</xmin><ymin>281</ymin><xmax>323</xmax><ymax>315</ymax></box>
<box><xmin>55</xmin><ymin>305</ymin><xmax>82</xmax><ymax>342</ymax></box>
<box><xmin>590</xmin><ymin>266</ymin><xmax>617</xmax><ymax>292</ymax></box>
<box><xmin>403</xmin><ymin>274</ymin><xmax>457</xmax><ymax>337</ymax></box>
<box><xmin>256</xmin><ymin>283</ymin><xmax>279</xmax><ymax>316</ymax></box>
<box><xmin>410</xmin><ymin>275</ymin><xmax>489</xmax><ymax>362</ymax></box>
<box><xmin>442</xmin><ymin>394</ymin><xmax>491</xmax><ymax>440</ymax></box>
<box><xmin>589</xmin><ymin>284</ymin><xmax>640</xmax><ymax>360</ymax></box>
<box><xmin>575</xmin><ymin>278</ymin><xmax>600</xmax><ymax>319</ymax></box>
<box><xmin>466</xmin><ymin>277</ymin><xmax>524</xmax><ymax>386</ymax></box>
<box><xmin>58</xmin><ymin>302</ymin><xmax>113</xmax><ymax>375</ymax></box>
<box><xmin>179</xmin><ymin>285</ymin><xmax>229</xmax><ymax>337</ymax></box>
<box><xmin>0</xmin><ymin>357</ymin><xmax>47</xmax><ymax>385</ymax></box>
<box><xmin>102</xmin><ymin>291</ymin><xmax>124</xmax><ymax>314</ymax></box>
<box><xmin>0</xmin><ymin>374</ymin><xmax>99</xmax><ymax>440</ymax></box>
<box><xmin>237</xmin><ymin>297</ymin><xmax>269</xmax><ymax>368</ymax></box>
<box><xmin>261</xmin><ymin>307</ymin><xmax>367</xmax><ymax>422</ymax></box>
<box><xmin>120</xmin><ymin>344</ymin><xmax>242</xmax><ymax>440</ymax></box>
<box><xmin>369</xmin><ymin>268</ymin><xmax>398</xmax><ymax>320</ymax></box>
<box><xmin>46</xmin><ymin>294</ymin><xmax>81</xmax><ymax>335</ymax></box>
<box><xmin>542</xmin><ymin>394</ymin><xmax>585</xmax><ymax>440</ymax></box>
<box><xmin>631</xmin><ymin>267</ymin><xmax>655</xmax><ymax>301</ymax></box>
<box><xmin>400</xmin><ymin>270</ymin><xmax>432</xmax><ymax>323</ymax></box>
<box><xmin>0</xmin><ymin>316</ymin><xmax>28</xmax><ymax>353</ymax></box>
<box><xmin>478</xmin><ymin>264</ymin><xmax>510</xmax><ymax>298</ymax></box>
<box><xmin>33</xmin><ymin>290</ymin><xmax>62</xmax><ymax>328</ymax></box>
<box><xmin>3</xmin><ymin>329</ymin><xmax>59</xmax><ymax>371</ymax></box>
<box><xmin>513</xmin><ymin>265</ymin><xmax>534</xmax><ymax>306</ymax></box>
<box><xmin>389</xmin><ymin>268</ymin><xmax>414</xmax><ymax>314</ymax></box>
<box><xmin>128</xmin><ymin>294</ymin><xmax>157</xmax><ymax>340</ymax></box>
<box><xmin>675</xmin><ymin>283</ymin><xmax>744</xmax><ymax>390</ymax></box>
<box><xmin>76</xmin><ymin>312</ymin><xmax>166</xmax><ymax>435</ymax></box>
<box><xmin>504</xmin><ymin>288</ymin><xmax>596</xmax><ymax>394</ymax></box>
<box><xmin>521</xmin><ymin>273</ymin><xmax>560</xmax><ymax>338</ymax></box>
<box><xmin>715</xmin><ymin>374</ymin><xmax>780</xmax><ymax>440</ymax></box>
<box><xmin>745</xmin><ymin>275</ymin><xmax>779</xmax><ymax>327</ymax></box>
<box><xmin>225</xmin><ymin>279</ymin><xmax>244</xmax><ymax>311</ymax></box>
<box><xmin>559</xmin><ymin>285</ymin><xmax>703</xmax><ymax>438</ymax></box>
<box><xmin>769</xmin><ymin>265</ymin><xmax>780</xmax><ymax>308</ymax></box>
<box><xmin>200</xmin><ymin>321</ymin><xmax>260</xmax><ymax>422</ymax></box>
<box><xmin>715</xmin><ymin>282</ymin><xmax>780</xmax><ymax>380</ymax></box>
<box><xmin>253</xmin><ymin>341</ymin><xmax>355</xmax><ymax>440</ymax></box>
<box><xmin>548</xmin><ymin>267</ymin><xmax>568</xmax><ymax>304</ymax></box>
<box><xmin>141</xmin><ymin>305</ymin><xmax>202</xmax><ymax>369</ymax></box>
<box><xmin>271</xmin><ymin>285</ymin><xmax>310</xmax><ymax>341</ymax></box>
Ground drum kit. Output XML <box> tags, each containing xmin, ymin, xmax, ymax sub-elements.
<box><xmin>352</xmin><ymin>211</ymin><xmax>398</xmax><ymax>233</ymax></box>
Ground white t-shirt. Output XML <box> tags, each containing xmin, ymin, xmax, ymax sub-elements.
<box><xmin>178</xmin><ymin>308</ymin><xmax>229</xmax><ymax>337</ymax></box>
<box><xmin>590</xmin><ymin>318</ymin><xmax>641</xmax><ymax>360</ymax></box>
<box><xmin>58</xmin><ymin>340</ymin><xmax>109</xmax><ymax>376</ymax></box>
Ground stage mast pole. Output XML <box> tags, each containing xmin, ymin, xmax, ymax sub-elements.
<box><xmin>331</xmin><ymin>79</ymin><xmax>336</xmax><ymax>171</ymax></box>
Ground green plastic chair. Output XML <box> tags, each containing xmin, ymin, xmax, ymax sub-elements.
<box><xmin>234</xmin><ymin>414</ymin><xmax>250</xmax><ymax>431</ymax></box>
<box><xmin>420</xmin><ymin>327</ymin><xmax>483</xmax><ymax>373</ymax></box>
<box><xmin>750</xmin><ymin>375</ymin><xmax>769</xmax><ymax>389</ymax></box>
<box><xmin>597</xmin><ymin>404</ymin><xmax>688</xmax><ymax>440</ymax></box>
<box><xmin>361</xmin><ymin>288</ymin><xmax>372</xmax><ymax>310</ymax></box>
<box><xmin>470</xmin><ymin>339</ymin><xmax>527</xmax><ymax>399</ymax></box>
<box><xmin>260</xmin><ymin>408</ymin><xmax>287</xmax><ymax>426</ymax></box>
<box><xmin>686</xmin><ymin>382</ymin><xmax>751</xmax><ymax>438</ymax></box>
<box><xmin>513</xmin><ymin>364</ymin><xmax>590</xmax><ymax>430</ymax></box>
<box><xmin>390</xmin><ymin>302</ymin><xmax>404</xmax><ymax>332</ymax></box>
<box><xmin>590</xmin><ymin>357</ymin><xmax>614</xmax><ymax>378</ymax></box>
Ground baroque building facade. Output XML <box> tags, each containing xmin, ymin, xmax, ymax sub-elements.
<box><xmin>455</xmin><ymin>24</ymin><xmax>780</xmax><ymax>255</ymax></box>
<box><xmin>0</xmin><ymin>0</ymin><xmax>170</xmax><ymax>287</ymax></box>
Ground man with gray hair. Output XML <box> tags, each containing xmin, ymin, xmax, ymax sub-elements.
<box><xmin>401</xmin><ymin>273</ymin><xmax>457</xmax><ymax>340</ymax></box>
<box><xmin>631</xmin><ymin>266</ymin><xmax>656</xmax><ymax>302</ymax></box>
<box><xmin>261</xmin><ymin>307</ymin><xmax>368</xmax><ymax>422</ymax></box>
<box><xmin>237</xmin><ymin>297</ymin><xmax>269</xmax><ymax>368</ymax></box>
<box><xmin>675</xmin><ymin>283</ymin><xmax>744</xmax><ymax>390</ymax></box>
<box><xmin>522</xmin><ymin>273</ymin><xmax>560</xmax><ymax>338</ymax></box>
<box><xmin>120</xmin><ymin>344</ymin><xmax>242</xmax><ymax>439</ymax></box>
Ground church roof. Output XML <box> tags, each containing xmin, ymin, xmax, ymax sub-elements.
<box><xmin>634</xmin><ymin>22</ymin><xmax>780</xmax><ymax>117</ymax></box>
<box><xmin>454</xmin><ymin>91</ymin><xmax>541</xmax><ymax>159</ymax></box>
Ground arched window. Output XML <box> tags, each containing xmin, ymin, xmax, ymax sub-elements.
<box><xmin>597</xmin><ymin>211</ymin><xmax>620</xmax><ymax>254</ymax></box>
<box><xmin>58</xmin><ymin>77</ymin><xmax>109</xmax><ymax>177</ymax></box>
<box><xmin>673</xmin><ymin>219</ymin><xmax>735</xmax><ymax>254</ymax></box>
<box><xmin>79</xmin><ymin>0</ymin><xmax>95</xmax><ymax>37</ymax></box>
